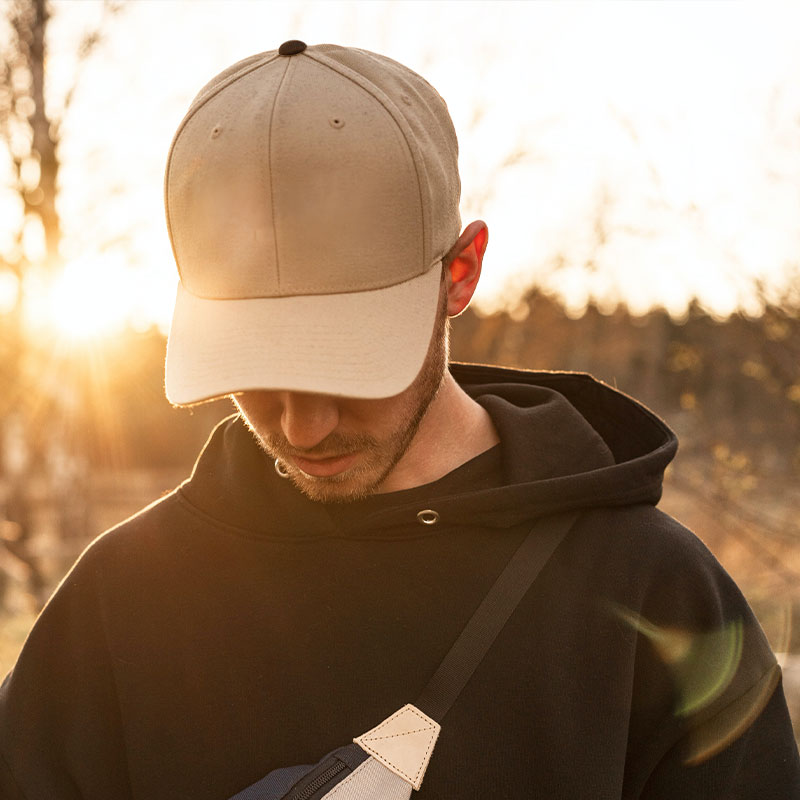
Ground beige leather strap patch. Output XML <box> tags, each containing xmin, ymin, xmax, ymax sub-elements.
<box><xmin>353</xmin><ymin>704</ymin><xmax>441</xmax><ymax>791</ymax></box>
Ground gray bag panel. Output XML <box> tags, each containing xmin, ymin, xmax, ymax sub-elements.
<box><xmin>321</xmin><ymin>757</ymin><xmax>412</xmax><ymax>800</ymax></box>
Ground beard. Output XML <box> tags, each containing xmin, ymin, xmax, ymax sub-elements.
<box><xmin>251</xmin><ymin>290</ymin><xmax>449</xmax><ymax>503</ymax></box>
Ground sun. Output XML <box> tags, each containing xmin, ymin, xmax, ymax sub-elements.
<box><xmin>22</xmin><ymin>256</ymin><xmax>132</xmax><ymax>343</ymax></box>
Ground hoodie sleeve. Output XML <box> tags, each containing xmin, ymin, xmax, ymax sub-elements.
<box><xmin>639</xmin><ymin>671</ymin><xmax>800</xmax><ymax>798</ymax></box>
<box><xmin>0</xmin><ymin>542</ymin><xmax>133</xmax><ymax>800</ymax></box>
<box><xmin>615</xmin><ymin>510</ymin><xmax>800</xmax><ymax>798</ymax></box>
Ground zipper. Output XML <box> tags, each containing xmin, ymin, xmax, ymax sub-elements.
<box><xmin>285</xmin><ymin>757</ymin><xmax>348</xmax><ymax>800</ymax></box>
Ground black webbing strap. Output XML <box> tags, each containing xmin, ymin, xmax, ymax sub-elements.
<box><xmin>414</xmin><ymin>510</ymin><xmax>580</xmax><ymax>723</ymax></box>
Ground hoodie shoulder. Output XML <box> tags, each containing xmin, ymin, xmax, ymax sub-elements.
<box><xmin>569</xmin><ymin>504</ymin><xmax>777</xmax><ymax>722</ymax></box>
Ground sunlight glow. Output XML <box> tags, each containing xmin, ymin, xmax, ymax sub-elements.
<box><xmin>22</xmin><ymin>256</ymin><xmax>132</xmax><ymax>342</ymax></box>
<box><xmin>0</xmin><ymin>269</ymin><xmax>19</xmax><ymax>314</ymax></box>
<box><xmin>13</xmin><ymin>1</ymin><xmax>800</xmax><ymax>324</ymax></box>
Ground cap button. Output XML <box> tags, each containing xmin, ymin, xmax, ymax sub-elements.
<box><xmin>279</xmin><ymin>40</ymin><xmax>307</xmax><ymax>56</ymax></box>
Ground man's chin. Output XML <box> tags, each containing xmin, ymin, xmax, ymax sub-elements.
<box><xmin>288</xmin><ymin>470</ymin><xmax>379</xmax><ymax>504</ymax></box>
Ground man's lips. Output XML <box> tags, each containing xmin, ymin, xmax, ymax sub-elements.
<box><xmin>291</xmin><ymin>452</ymin><xmax>359</xmax><ymax>478</ymax></box>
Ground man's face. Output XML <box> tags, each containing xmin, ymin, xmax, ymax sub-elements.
<box><xmin>233</xmin><ymin>292</ymin><xmax>448</xmax><ymax>503</ymax></box>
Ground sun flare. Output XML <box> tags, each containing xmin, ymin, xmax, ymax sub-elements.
<box><xmin>22</xmin><ymin>256</ymin><xmax>132</xmax><ymax>343</ymax></box>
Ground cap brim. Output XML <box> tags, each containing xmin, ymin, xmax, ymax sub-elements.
<box><xmin>165</xmin><ymin>263</ymin><xmax>443</xmax><ymax>405</ymax></box>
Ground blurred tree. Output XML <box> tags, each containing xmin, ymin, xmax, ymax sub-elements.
<box><xmin>452</xmin><ymin>287</ymin><xmax>800</xmax><ymax>617</ymax></box>
<box><xmin>0</xmin><ymin>0</ymin><xmax>122</xmax><ymax>610</ymax></box>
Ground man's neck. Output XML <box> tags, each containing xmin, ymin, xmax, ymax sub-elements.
<box><xmin>375</xmin><ymin>372</ymin><xmax>500</xmax><ymax>494</ymax></box>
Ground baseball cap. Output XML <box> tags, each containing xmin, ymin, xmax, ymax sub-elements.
<box><xmin>164</xmin><ymin>41</ymin><xmax>461</xmax><ymax>405</ymax></box>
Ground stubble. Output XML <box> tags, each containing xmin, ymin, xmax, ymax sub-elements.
<box><xmin>256</xmin><ymin>290</ymin><xmax>449</xmax><ymax>503</ymax></box>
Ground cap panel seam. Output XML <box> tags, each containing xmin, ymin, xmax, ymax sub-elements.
<box><xmin>339</xmin><ymin>47</ymin><xmax>441</xmax><ymax>265</ymax></box>
<box><xmin>268</xmin><ymin>58</ymin><xmax>293</xmax><ymax>290</ymax></box>
<box><xmin>164</xmin><ymin>53</ymin><xmax>280</xmax><ymax>286</ymax></box>
<box><xmin>303</xmin><ymin>49</ymin><xmax>429</xmax><ymax>275</ymax></box>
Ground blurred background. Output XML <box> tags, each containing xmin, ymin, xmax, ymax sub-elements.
<box><xmin>1</xmin><ymin>0</ymin><xmax>799</xmax><ymax>740</ymax></box>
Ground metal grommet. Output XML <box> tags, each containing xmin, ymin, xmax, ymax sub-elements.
<box><xmin>274</xmin><ymin>459</ymin><xmax>290</xmax><ymax>478</ymax></box>
<box><xmin>329</xmin><ymin>117</ymin><xmax>345</xmax><ymax>129</ymax></box>
<box><xmin>417</xmin><ymin>509</ymin><xmax>439</xmax><ymax>526</ymax></box>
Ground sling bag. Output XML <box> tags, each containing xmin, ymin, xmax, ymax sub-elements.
<box><xmin>229</xmin><ymin>510</ymin><xmax>580</xmax><ymax>800</ymax></box>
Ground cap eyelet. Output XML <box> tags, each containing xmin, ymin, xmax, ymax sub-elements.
<box><xmin>274</xmin><ymin>459</ymin><xmax>290</xmax><ymax>478</ymax></box>
<box><xmin>417</xmin><ymin>509</ymin><xmax>439</xmax><ymax>526</ymax></box>
<box><xmin>400</xmin><ymin>94</ymin><xmax>412</xmax><ymax>106</ymax></box>
<box><xmin>329</xmin><ymin>117</ymin><xmax>345</xmax><ymax>129</ymax></box>
<box><xmin>210</xmin><ymin>125</ymin><xmax>222</xmax><ymax>139</ymax></box>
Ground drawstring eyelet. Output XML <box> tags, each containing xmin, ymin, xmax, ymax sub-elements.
<box><xmin>274</xmin><ymin>459</ymin><xmax>290</xmax><ymax>478</ymax></box>
<box><xmin>417</xmin><ymin>509</ymin><xmax>439</xmax><ymax>526</ymax></box>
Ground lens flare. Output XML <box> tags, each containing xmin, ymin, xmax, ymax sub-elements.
<box><xmin>610</xmin><ymin>602</ymin><xmax>780</xmax><ymax>764</ymax></box>
<box><xmin>614</xmin><ymin>604</ymin><xmax>744</xmax><ymax>716</ymax></box>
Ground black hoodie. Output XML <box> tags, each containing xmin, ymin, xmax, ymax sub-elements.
<box><xmin>1</xmin><ymin>365</ymin><xmax>798</xmax><ymax>799</ymax></box>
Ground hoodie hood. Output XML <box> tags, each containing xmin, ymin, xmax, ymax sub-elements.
<box><xmin>178</xmin><ymin>364</ymin><xmax>678</xmax><ymax>537</ymax></box>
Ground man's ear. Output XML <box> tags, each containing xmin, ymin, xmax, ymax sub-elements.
<box><xmin>445</xmin><ymin>220</ymin><xmax>488</xmax><ymax>317</ymax></box>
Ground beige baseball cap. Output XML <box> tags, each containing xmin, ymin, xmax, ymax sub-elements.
<box><xmin>164</xmin><ymin>41</ymin><xmax>461</xmax><ymax>405</ymax></box>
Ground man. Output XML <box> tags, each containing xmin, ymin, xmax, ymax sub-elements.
<box><xmin>1</xmin><ymin>41</ymin><xmax>798</xmax><ymax>799</ymax></box>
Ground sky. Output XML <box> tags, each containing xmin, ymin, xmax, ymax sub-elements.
<box><xmin>4</xmin><ymin>0</ymin><xmax>800</xmax><ymax>339</ymax></box>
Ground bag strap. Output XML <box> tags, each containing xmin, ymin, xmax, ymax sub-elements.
<box><xmin>414</xmin><ymin>510</ymin><xmax>580</xmax><ymax>723</ymax></box>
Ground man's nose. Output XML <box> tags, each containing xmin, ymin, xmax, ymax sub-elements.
<box><xmin>279</xmin><ymin>392</ymin><xmax>340</xmax><ymax>450</ymax></box>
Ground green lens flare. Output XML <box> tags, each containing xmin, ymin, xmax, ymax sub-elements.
<box><xmin>610</xmin><ymin>604</ymin><xmax>744</xmax><ymax>715</ymax></box>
